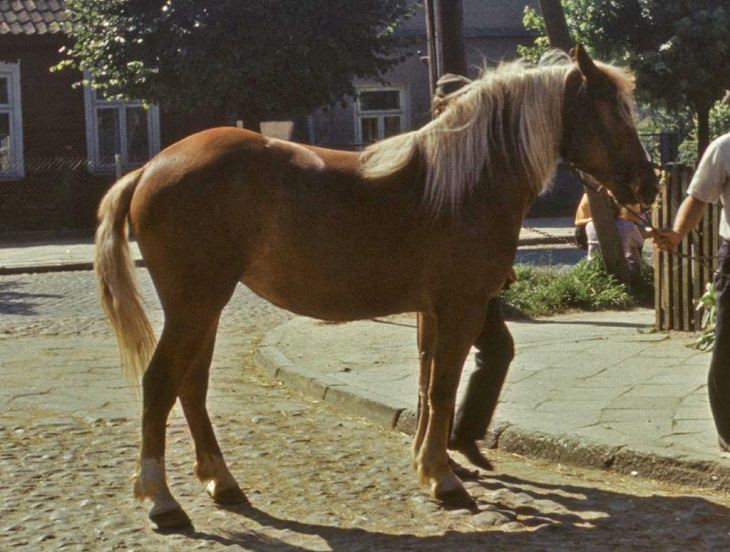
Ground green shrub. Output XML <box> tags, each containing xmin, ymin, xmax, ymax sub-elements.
<box><xmin>694</xmin><ymin>283</ymin><xmax>717</xmax><ymax>351</ymax></box>
<box><xmin>501</xmin><ymin>258</ymin><xmax>644</xmax><ymax>318</ymax></box>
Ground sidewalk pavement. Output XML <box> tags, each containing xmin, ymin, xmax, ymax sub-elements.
<box><xmin>256</xmin><ymin>310</ymin><xmax>730</xmax><ymax>491</ymax></box>
<box><xmin>4</xmin><ymin>219</ymin><xmax>728</xmax><ymax>491</ymax></box>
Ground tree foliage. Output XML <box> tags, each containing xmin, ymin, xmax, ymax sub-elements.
<box><xmin>57</xmin><ymin>0</ymin><xmax>417</xmax><ymax>124</ymax></box>
<box><xmin>520</xmin><ymin>1</ymin><xmax>730</xmax><ymax>155</ymax></box>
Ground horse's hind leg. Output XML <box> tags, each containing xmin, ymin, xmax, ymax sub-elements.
<box><xmin>133</xmin><ymin>318</ymin><xmax>209</xmax><ymax>528</ymax></box>
<box><xmin>178</xmin><ymin>319</ymin><xmax>246</xmax><ymax>505</ymax></box>
<box><xmin>134</xmin><ymin>279</ymin><xmax>237</xmax><ymax>529</ymax></box>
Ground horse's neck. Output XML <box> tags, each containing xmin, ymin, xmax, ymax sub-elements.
<box><xmin>481</xmin><ymin>148</ymin><xmax>543</xmax><ymax>212</ymax></box>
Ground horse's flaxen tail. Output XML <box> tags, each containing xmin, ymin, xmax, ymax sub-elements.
<box><xmin>95</xmin><ymin>167</ymin><xmax>156</xmax><ymax>385</ymax></box>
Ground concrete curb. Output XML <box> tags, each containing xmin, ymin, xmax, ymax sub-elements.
<box><xmin>254</xmin><ymin>344</ymin><xmax>406</xmax><ymax>430</ymax></box>
<box><xmin>518</xmin><ymin>237</ymin><xmax>574</xmax><ymax>247</ymax></box>
<box><xmin>253</xmin><ymin>335</ymin><xmax>730</xmax><ymax>493</ymax></box>
<box><xmin>0</xmin><ymin>262</ymin><xmax>96</xmax><ymax>275</ymax></box>
<box><xmin>0</xmin><ymin>259</ymin><xmax>145</xmax><ymax>276</ymax></box>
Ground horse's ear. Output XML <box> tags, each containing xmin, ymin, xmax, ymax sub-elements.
<box><xmin>575</xmin><ymin>44</ymin><xmax>600</xmax><ymax>80</ymax></box>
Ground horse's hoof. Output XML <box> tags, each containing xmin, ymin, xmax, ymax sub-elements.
<box><xmin>435</xmin><ymin>485</ymin><xmax>478</xmax><ymax>511</ymax></box>
<box><xmin>150</xmin><ymin>506</ymin><xmax>192</xmax><ymax>531</ymax></box>
<box><xmin>210</xmin><ymin>484</ymin><xmax>248</xmax><ymax>506</ymax></box>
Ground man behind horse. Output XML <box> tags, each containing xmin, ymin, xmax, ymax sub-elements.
<box><xmin>432</xmin><ymin>73</ymin><xmax>515</xmax><ymax>471</ymax></box>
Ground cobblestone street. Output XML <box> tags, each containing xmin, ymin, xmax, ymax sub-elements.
<box><xmin>2</xmin><ymin>270</ymin><xmax>730</xmax><ymax>550</ymax></box>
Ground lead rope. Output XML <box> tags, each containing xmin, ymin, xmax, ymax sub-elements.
<box><xmin>525</xmin><ymin>167</ymin><xmax>719</xmax><ymax>269</ymax></box>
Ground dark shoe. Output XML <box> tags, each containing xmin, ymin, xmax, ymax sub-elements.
<box><xmin>448</xmin><ymin>456</ymin><xmax>480</xmax><ymax>480</ymax></box>
<box><xmin>450</xmin><ymin>439</ymin><xmax>494</xmax><ymax>471</ymax></box>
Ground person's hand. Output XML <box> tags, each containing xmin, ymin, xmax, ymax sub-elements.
<box><xmin>502</xmin><ymin>267</ymin><xmax>517</xmax><ymax>290</ymax></box>
<box><xmin>651</xmin><ymin>228</ymin><xmax>682</xmax><ymax>251</ymax></box>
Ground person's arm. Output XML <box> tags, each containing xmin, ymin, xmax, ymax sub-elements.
<box><xmin>654</xmin><ymin>196</ymin><xmax>707</xmax><ymax>251</ymax></box>
<box><xmin>574</xmin><ymin>193</ymin><xmax>591</xmax><ymax>226</ymax></box>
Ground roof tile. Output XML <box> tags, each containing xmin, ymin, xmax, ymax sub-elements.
<box><xmin>0</xmin><ymin>0</ymin><xmax>65</xmax><ymax>35</ymax></box>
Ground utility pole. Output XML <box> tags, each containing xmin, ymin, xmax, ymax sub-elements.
<box><xmin>423</xmin><ymin>0</ymin><xmax>439</xmax><ymax>94</ymax></box>
<box><xmin>538</xmin><ymin>0</ymin><xmax>630</xmax><ymax>284</ymax></box>
<box><xmin>425</xmin><ymin>0</ymin><xmax>467</xmax><ymax>90</ymax></box>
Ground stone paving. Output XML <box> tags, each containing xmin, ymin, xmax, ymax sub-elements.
<box><xmin>4</xmin><ymin>232</ymin><xmax>730</xmax><ymax>549</ymax></box>
<box><xmin>3</xmin><ymin>269</ymin><xmax>730</xmax><ymax>550</ymax></box>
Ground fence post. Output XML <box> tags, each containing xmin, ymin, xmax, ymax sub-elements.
<box><xmin>654</xmin><ymin>164</ymin><xmax>720</xmax><ymax>331</ymax></box>
<box><xmin>659</xmin><ymin>131</ymin><xmax>679</xmax><ymax>167</ymax></box>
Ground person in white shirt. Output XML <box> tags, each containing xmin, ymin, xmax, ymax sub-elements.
<box><xmin>654</xmin><ymin>132</ymin><xmax>730</xmax><ymax>452</ymax></box>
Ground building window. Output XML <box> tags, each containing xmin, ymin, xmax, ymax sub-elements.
<box><xmin>0</xmin><ymin>62</ymin><xmax>24</xmax><ymax>180</ymax></box>
<box><xmin>355</xmin><ymin>87</ymin><xmax>406</xmax><ymax>145</ymax></box>
<box><xmin>84</xmin><ymin>81</ymin><xmax>160</xmax><ymax>173</ymax></box>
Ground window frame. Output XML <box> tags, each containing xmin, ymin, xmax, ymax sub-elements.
<box><xmin>83</xmin><ymin>77</ymin><xmax>161</xmax><ymax>174</ymax></box>
<box><xmin>354</xmin><ymin>85</ymin><xmax>407</xmax><ymax>145</ymax></box>
<box><xmin>0</xmin><ymin>61</ymin><xmax>25</xmax><ymax>180</ymax></box>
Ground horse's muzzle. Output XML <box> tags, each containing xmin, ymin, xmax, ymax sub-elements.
<box><xmin>637</xmin><ymin>165</ymin><xmax>660</xmax><ymax>208</ymax></box>
<box><xmin>621</xmin><ymin>164</ymin><xmax>659</xmax><ymax>209</ymax></box>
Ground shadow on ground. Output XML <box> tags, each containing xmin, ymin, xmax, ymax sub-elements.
<box><xmin>0</xmin><ymin>280</ymin><xmax>60</xmax><ymax>316</ymax></box>
<box><xmin>170</xmin><ymin>474</ymin><xmax>730</xmax><ymax>551</ymax></box>
<box><xmin>521</xmin><ymin>318</ymin><xmax>653</xmax><ymax>329</ymax></box>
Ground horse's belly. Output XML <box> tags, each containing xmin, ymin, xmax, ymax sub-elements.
<box><xmin>241</xmin><ymin>269</ymin><xmax>418</xmax><ymax>322</ymax></box>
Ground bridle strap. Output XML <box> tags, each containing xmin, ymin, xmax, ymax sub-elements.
<box><xmin>561</xmin><ymin>81</ymin><xmax>654</xmax><ymax>194</ymax></box>
<box><xmin>561</xmin><ymin>81</ymin><xmax>658</xmax><ymax>230</ymax></box>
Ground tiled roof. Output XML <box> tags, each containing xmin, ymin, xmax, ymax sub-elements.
<box><xmin>0</xmin><ymin>0</ymin><xmax>67</xmax><ymax>35</ymax></box>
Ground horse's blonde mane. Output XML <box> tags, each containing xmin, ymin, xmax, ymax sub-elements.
<box><xmin>359</xmin><ymin>52</ymin><xmax>635</xmax><ymax>214</ymax></box>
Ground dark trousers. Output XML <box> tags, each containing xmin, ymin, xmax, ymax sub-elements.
<box><xmin>450</xmin><ymin>297</ymin><xmax>515</xmax><ymax>443</ymax></box>
<box><xmin>710</xmin><ymin>240</ymin><xmax>730</xmax><ymax>442</ymax></box>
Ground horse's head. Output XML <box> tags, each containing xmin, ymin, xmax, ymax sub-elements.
<box><xmin>561</xmin><ymin>45</ymin><xmax>658</xmax><ymax>208</ymax></box>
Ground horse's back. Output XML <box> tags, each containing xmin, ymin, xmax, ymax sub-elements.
<box><xmin>126</xmin><ymin>128</ymin><xmax>425</xmax><ymax>313</ymax></box>
<box><xmin>129</xmin><ymin>127</ymin><xmax>361</xmax><ymax>234</ymax></box>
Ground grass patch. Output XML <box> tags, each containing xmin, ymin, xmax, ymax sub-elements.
<box><xmin>501</xmin><ymin>257</ymin><xmax>652</xmax><ymax>319</ymax></box>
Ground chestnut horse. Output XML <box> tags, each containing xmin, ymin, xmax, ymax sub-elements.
<box><xmin>95</xmin><ymin>46</ymin><xmax>657</xmax><ymax>529</ymax></box>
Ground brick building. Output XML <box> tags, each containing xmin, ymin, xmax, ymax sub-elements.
<box><xmin>0</xmin><ymin>0</ymin><xmax>228</xmax><ymax>233</ymax></box>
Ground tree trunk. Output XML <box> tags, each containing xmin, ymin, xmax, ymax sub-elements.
<box><xmin>696</xmin><ymin>103</ymin><xmax>711</xmax><ymax>160</ymax></box>
<box><xmin>585</xmin><ymin>187</ymin><xmax>630</xmax><ymax>283</ymax></box>
<box><xmin>538</xmin><ymin>0</ymin><xmax>630</xmax><ymax>283</ymax></box>
<box><xmin>539</xmin><ymin>0</ymin><xmax>573</xmax><ymax>52</ymax></box>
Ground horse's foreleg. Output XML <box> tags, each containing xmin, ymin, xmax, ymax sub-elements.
<box><xmin>416</xmin><ymin>305</ymin><xmax>484</xmax><ymax>510</ymax></box>
<box><xmin>178</xmin><ymin>320</ymin><xmax>246</xmax><ymax>506</ymax></box>
<box><xmin>413</xmin><ymin>311</ymin><xmax>437</xmax><ymax>468</ymax></box>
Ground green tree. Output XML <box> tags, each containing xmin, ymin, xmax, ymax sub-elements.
<box><xmin>521</xmin><ymin>0</ymin><xmax>730</xmax><ymax>156</ymax></box>
<box><xmin>57</xmin><ymin>0</ymin><xmax>416</xmax><ymax>129</ymax></box>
